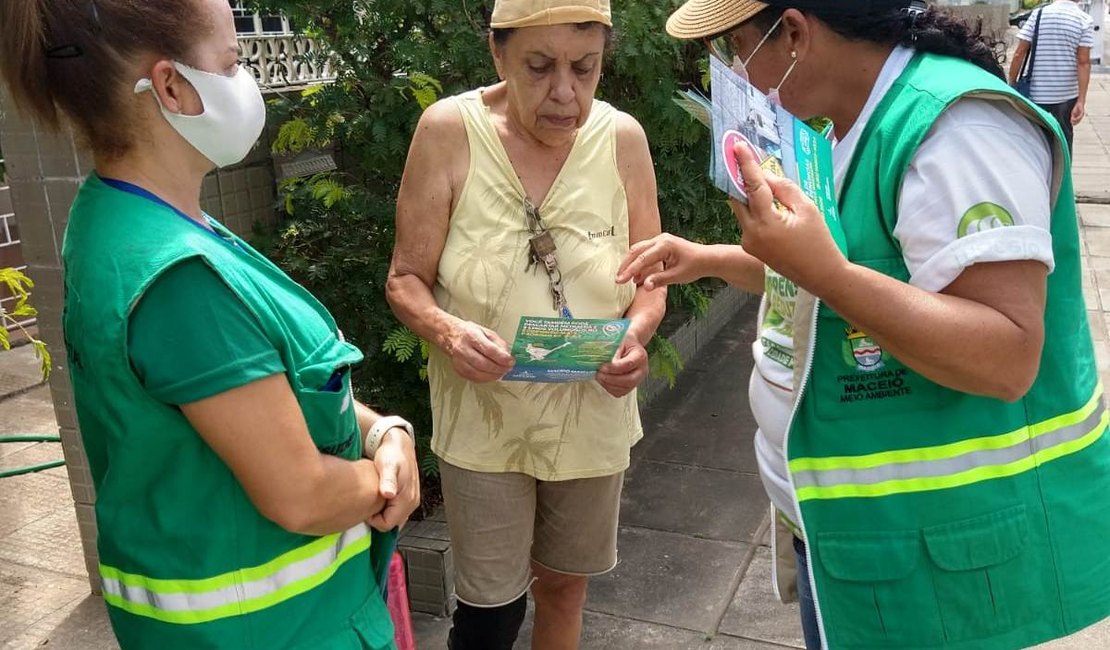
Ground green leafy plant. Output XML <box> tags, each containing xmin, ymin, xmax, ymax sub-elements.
<box><xmin>647</xmin><ymin>336</ymin><xmax>685</xmax><ymax>390</ymax></box>
<box><xmin>248</xmin><ymin>1</ymin><xmax>738</xmax><ymax>488</ymax></box>
<box><xmin>383</xmin><ymin>326</ymin><xmax>430</xmax><ymax>381</ymax></box>
<box><xmin>1</xmin><ymin>268</ymin><xmax>51</xmax><ymax>379</ymax></box>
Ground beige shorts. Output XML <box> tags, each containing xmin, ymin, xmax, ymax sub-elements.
<box><xmin>438</xmin><ymin>459</ymin><xmax>624</xmax><ymax>607</ymax></box>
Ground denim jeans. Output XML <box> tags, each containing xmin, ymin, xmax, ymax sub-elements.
<box><xmin>793</xmin><ymin>535</ymin><xmax>823</xmax><ymax>650</ymax></box>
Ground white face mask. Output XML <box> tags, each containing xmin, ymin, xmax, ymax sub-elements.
<box><xmin>134</xmin><ymin>62</ymin><xmax>266</xmax><ymax>168</ymax></box>
<box><xmin>729</xmin><ymin>16</ymin><xmax>797</xmax><ymax>107</ymax></box>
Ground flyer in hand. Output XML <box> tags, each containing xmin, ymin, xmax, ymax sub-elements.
<box><xmin>678</xmin><ymin>56</ymin><xmax>839</xmax><ymax>229</ymax></box>
<box><xmin>502</xmin><ymin>317</ymin><xmax>630</xmax><ymax>384</ymax></box>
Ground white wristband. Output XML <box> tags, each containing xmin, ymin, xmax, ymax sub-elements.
<box><xmin>364</xmin><ymin>416</ymin><xmax>414</xmax><ymax>460</ymax></box>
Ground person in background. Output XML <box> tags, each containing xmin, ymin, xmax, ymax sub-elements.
<box><xmin>620</xmin><ymin>0</ymin><xmax>1110</xmax><ymax>647</ymax></box>
<box><xmin>386</xmin><ymin>1</ymin><xmax>666</xmax><ymax>647</ymax></box>
<box><xmin>1009</xmin><ymin>0</ymin><xmax>1096</xmax><ymax>153</ymax></box>
<box><xmin>0</xmin><ymin>1</ymin><xmax>418</xmax><ymax>648</ymax></box>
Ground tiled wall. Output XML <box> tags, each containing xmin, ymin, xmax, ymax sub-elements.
<box><xmin>0</xmin><ymin>94</ymin><xmax>98</xmax><ymax>590</ymax></box>
<box><xmin>0</xmin><ymin>87</ymin><xmax>280</xmax><ymax>593</ymax></box>
<box><xmin>201</xmin><ymin>166</ymin><xmax>279</xmax><ymax>237</ymax></box>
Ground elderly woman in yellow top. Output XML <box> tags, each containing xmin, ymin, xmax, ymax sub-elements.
<box><xmin>387</xmin><ymin>0</ymin><xmax>665</xmax><ymax>648</ymax></box>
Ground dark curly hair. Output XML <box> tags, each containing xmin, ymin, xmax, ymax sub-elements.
<box><xmin>751</xmin><ymin>5</ymin><xmax>1007</xmax><ymax>80</ymax></box>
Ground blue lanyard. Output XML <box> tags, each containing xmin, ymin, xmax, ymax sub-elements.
<box><xmin>99</xmin><ymin>176</ymin><xmax>239</xmax><ymax>249</ymax></box>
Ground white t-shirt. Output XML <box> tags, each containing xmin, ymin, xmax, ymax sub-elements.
<box><xmin>752</xmin><ymin>47</ymin><xmax>1056</xmax><ymax>526</ymax></box>
<box><xmin>1017</xmin><ymin>0</ymin><xmax>1096</xmax><ymax>104</ymax></box>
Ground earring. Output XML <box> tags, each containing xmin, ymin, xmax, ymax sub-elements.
<box><xmin>791</xmin><ymin>51</ymin><xmax>797</xmax><ymax>59</ymax></box>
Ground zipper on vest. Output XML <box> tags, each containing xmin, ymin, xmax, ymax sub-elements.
<box><xmin>783</xmin><ymin>295</ymin><xmax>829</xmax><ymax>649</ymax></box>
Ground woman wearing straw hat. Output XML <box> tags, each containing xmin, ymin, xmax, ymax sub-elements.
<box><xmin>387</xmin><ymin>1</ymin><xmax>666</xmax><ymax>648</ymax></box>
<box><xmin>619</xmin><ymin>1</ymin><xmax>1110</xmax><ymax>648</ymax></box>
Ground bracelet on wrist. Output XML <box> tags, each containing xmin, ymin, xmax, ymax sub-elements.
<box><xmin>363</xmin><ymin>416</ymin><xmax>414</xmax><ymax>460</ymax></box>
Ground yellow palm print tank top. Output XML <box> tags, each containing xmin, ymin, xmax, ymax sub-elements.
<box><xmin>429</xmin><ymin>89</ymin><xmax>642</xmax><ymax>480</ymax></box>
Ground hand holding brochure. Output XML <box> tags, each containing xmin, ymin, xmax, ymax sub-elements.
<box><xmin>675</xmin><ymin>57</ymin><xmax>841</xmax><ymax>242</ymax></box>
<box><xmin>709</xmin><ymin>56</ymin><xmax>837</xmax><ymax>217</ymax></box>
<box><xmin>502</xmin><ymin>317</ymin><xmax>630</xmax><ymax>383</ymax></box>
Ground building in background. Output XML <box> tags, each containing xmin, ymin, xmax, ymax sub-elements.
<box><xmin>231</xmin><ymin>0</ymin><xmax>295</xmax><ymax>35</ymax></box>
<box><xmin>0</xmin><ymin>158</ymin><xmax>31</xmax><ymax>339</ymax></box>
<box><xmin>1082</xmin><ymin>0</ymin><xmax>1105</xmax><ymax>63</ymax></box>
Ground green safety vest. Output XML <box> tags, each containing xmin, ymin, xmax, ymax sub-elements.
<box><xmin>62</xmin><ymin>175</ymin><xmax>396</xmax><ymax>649</ymax></box>
<box><xmin>789</xmin><ymin>53</ymin><xmax>1110</xmax><ymax>649</ymax></box>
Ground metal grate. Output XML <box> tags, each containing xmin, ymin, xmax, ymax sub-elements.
<box><xmin>278</xmin><ymin>154</ymin><xmax>338</xmax><ymax>181</ymax></box>
<box><xmin>229</xmin><ymin>0</ymin><xmax>293</xmax><ymax>35</ymax></box>
<box><xmin>0</xmin><ymin>165</ymin><xmax>36</xmax><ymax>334</ymax></box>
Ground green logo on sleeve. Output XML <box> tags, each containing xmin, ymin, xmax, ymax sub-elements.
<box><xmin>958</xmin><ymin>202</ymin><xmax>1015</xmax><ymax>238</ymax></box>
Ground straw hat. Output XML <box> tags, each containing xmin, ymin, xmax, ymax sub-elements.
<box><xmin>491</xmin><ymin>0</ymin><xmax>613</xmax><ymax>28</ymax></box>
<box><xmin>667</xmin><ymin>0</ymin><xmax>917</xmax><ymax>39</ymax></box>
<box><xmin>666</xmin><ymin>0</ymin><xmax>769</xmax><ymax>40</ymax></box>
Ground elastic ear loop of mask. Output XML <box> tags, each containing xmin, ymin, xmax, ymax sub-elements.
<box><xmin>741</xmin><ymin>14</ymin><xmax>786</xmax><ymax>71</ymax></box>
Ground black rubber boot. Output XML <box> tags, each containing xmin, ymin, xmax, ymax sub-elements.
<box><xmin>447</xmin><ymin>592</ymin><xmax>527</xmax><ymax>650</ymax></box>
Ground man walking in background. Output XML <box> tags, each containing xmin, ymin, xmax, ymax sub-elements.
<box><xmin>1009</xmin><ymin>0</ymin><xmax>1096</xmax><ymax>153</ymax></box>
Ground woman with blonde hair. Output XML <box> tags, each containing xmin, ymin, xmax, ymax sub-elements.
<box><xmin>0</xmin><ymin>1</ymin><xmax>419</xmax><ymax>647</ymax></box>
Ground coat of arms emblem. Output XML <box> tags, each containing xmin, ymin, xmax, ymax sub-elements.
<box><xmin>844</xmin><ymin>327</ymin><xmax>884</xmax><ymax>372</ymax></box>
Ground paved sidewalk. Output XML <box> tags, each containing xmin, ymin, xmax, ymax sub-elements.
<box><xmin>0</xmin><ymin>339</ymin><xmax>47</xmax><ymax>401</ymax></box>
<box><xmin>2</xmin><ymin>71</ymin><xmax>1110</xmax><ymax>650</ymax></box>
<box><xmin>1072</xmin><ymin>75</ymin><xmax>1110</xmax><ymax>203</ymax></box>
<box><xmin>0</xmin><ymin>345</ymin><xmax>113</xmax><ymax>650</ymax></box>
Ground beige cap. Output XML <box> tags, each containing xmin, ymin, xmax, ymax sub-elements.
<box><xmin>666</xmin><ymin>0</ymin><xmax>768</xmax><ymax>40</ymax></box>
<box><xmin>491</xmin><ymin>0</ymin><xmax>613</xmax><ymax>28</ymax></box>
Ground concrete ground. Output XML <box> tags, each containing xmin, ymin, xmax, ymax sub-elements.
<box><xmin>3</xmin><ymin>44</ymin><xmax>1110</xmax><ymax>650</ymax></box>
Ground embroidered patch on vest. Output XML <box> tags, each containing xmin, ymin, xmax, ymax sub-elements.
<box><xmin>843</xmin><ymin>327</ymin><xmax>885</xmax><ymax>373</ymax></box>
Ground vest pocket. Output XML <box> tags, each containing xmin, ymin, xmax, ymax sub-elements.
<box><xmin>817</xmin><ymin>530</ymin><xmax>944</xmax><ymax>647</ymax></box>
<box><xmin>351</xmin><ymin>587</ymin><xmax>398</xmax><ymax>649</ymax></box>
<box><xmin>811</xmin><ymin>309</ymin><xmax>946</xmax><ymax>422</ymax></box>
<box><xmin>816</xmin><ymin>506</ymin><xmax>1037</xmax><ymax>647</ymax></box>
<box><xmin>292</xmin><ymin>335</ymin><xmax>363</xmax><ymax>458</ymax></box>
<box><xmin>295</xmin><ymin>361</ymin><xmax>359</xmax><ymax>457</ymax></box>
<box><xmin>288</xmin><ymin>588</ymin><xmax>395</xmax><ymax>650</ymax></box>
<box><xmin>923</xmin><ymin>504</ymin><xmax>1034</xmax><ymax>642</ymax></box>
<box><xmin>296</xmin><ymin>387</ymin><xmax>357</xmax><ymax>455</ymax></box>
<box><xmin>811</xmin><ymin>256</ymin><xmax>945</xmax><ymax>422</ymax></box>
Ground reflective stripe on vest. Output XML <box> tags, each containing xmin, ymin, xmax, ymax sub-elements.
<box><xmin>791</xmin><ymin>386</ymin><xmax>1108</xmax><ymax>502</ymax></box>
<box><xmin>100</xmin><ymin>523</ymin><xmax>371</xmax><ymax>624</ymax></box>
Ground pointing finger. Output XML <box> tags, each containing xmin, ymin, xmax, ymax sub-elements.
<box><xmin>617</xmin><ymin>240</ymin><xmax>657</xmax><ymax>282</ymax></box>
